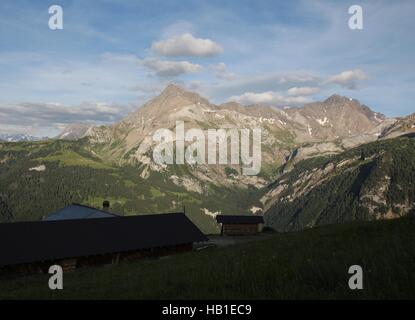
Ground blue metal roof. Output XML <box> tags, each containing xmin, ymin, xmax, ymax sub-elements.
<box><xmin>45</xmin><ymin>204</ymin><xmax>118</xmax><ymax>221</ymax></box>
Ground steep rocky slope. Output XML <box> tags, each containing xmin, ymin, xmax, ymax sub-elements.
<box><xmin>56</xmin><ymin>124</ymin><xmax>94</xmax><ymax>140</ymax></box>
<box><xmin>263</xmin><ymin>135</ymin><xmax>415</xmax><ymax>231</ymax></box>
<box><xmin>380</xmin><ymin>113</ymin><xmax>415</xmax><ymax>138</ymax></box>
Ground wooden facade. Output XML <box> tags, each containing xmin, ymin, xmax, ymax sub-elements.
<box><xmin>1</xmin><ymin>243</ymin><xmax>194</xmax><ymax>275</ymax></box>
<box><xmin>216</xmin><ymin>215</ymin><xmax>264</xmax><ymax>236</ymax></box>
<box><xmin>222</xmin><ymin>223</ymin><xmax>260</xmax><ymax>236</ymax></box>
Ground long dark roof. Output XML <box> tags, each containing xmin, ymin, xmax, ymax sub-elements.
<box><xmin>216</xmin><ymin>215</ymin><xmax>264</xmax><ymax>224</ymax></box>
<box><xmin>0</xmin><ymin>213</ymin><xmax>207</xmax><ymax>267</ymax></box>
<box><xmin>45</xmin><ymin>204</ymin><xmax>119</xmax><ymax>221</ymax></box>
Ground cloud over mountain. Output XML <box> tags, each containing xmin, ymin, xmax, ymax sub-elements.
<box><xmin>224</xmin><ymin>69</ymin><xmax>368</xmax><ymax>106</ymax></box>
<box><xmin>141</xmin><ymin>58</ymin><xmax>203</xmax><ymax>77</ymax></box>
<box><xmin>230</xmin><ymin>91</ymin><xmax>311</xmax><ymax>106</ymax></box>
<box><xmin>325</xmin><ymin>69</ymin><xmax>367</xmax><ymax>89</ymax></box>
<box><xmin>151</xmin><ymin>33</ymin><xmax>223</xmax><ymax>57</ymax></box>
<box><xmin>0</xmin><ymin>101</ymin><xmax>132</xmax><ymax>135</ymax></box>
<box><xmin>210</xmin><ymin>63</ymin><xmax>236</xmax><ymax>81</ymax></box>
<box><xmin>287</xmin><ymin>86</ymin><xmax>320</xmax><ymax>96</ymax></box>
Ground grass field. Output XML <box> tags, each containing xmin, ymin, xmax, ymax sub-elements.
<box><xmin>38</xmin><ymin>150</ymin><xmax>113</xmax><ymax>169</ymax></box>
<box><xmin>1</xmin><ymin>216</ymin><xmax>414</xmax><ymax>299</ymax></box>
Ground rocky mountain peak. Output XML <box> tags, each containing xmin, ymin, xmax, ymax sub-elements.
<box><xmin>56</xmin><ymin>123</ymin><xmax>93</xmax><ymax>140</ymax></box>
<box><xmin>144</xmin><ymin>84</ymin><xmax>209</xmax><ymax>111</ymax></box>
<box><xmin>117</xmin><ymin>84</ymin><xmax>211</xmax><ymax>132</ymax></box>
<box><xmin>324</xmin><ymin>94</ymin><xmax>353</xmax><ymax>104</ymax></box>
<box><xmin>64</xmin><ymin>86</ymin><xmax>394</xmax><ymax>157</ymax></box>
<box><xmin>160</xmin><ymin>83</ymin><xmax>187</xmax><ymax>96</ymax></box>
<box><xmin>318</xmin><ymin>94</ymin><xmax>384</xmax><ymax>120</ymax></box>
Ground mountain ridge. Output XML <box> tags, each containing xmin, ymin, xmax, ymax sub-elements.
<box><xmin>58</xmin><ymin>86</ymin><xmax>391</xmax><ymax>144</ymax></box>
<box><xmin>51</xmin><ymin>85</ymin><xmax>402</xmax><ymax>196</ymax></box>
<box><xmin>0</xmin><ymin>133</ymin><xmax>46</xmax><ymax>142</ymax></box>
<box><xmin>1</xmin><ymin>85</ymin><xmax>413</xmax><ymax>233</ymax></box>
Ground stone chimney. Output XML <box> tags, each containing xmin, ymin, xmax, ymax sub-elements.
<box><xmin>102</xmin><ymin>200</ymin><xmax>110</xmax><ymax>212</ymax></box>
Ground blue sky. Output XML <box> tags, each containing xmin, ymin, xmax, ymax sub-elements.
<box><xmin>0</xmin><ymin>0</ymin><xmax>414</xmax><ymax>136</ymax></box>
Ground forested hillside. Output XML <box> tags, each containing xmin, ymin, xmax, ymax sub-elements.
<box><xmin>264</xmin><ymin>134</ymin><xmax>415</xmax><ymax>231</ymax></box>
<box><xmin>0</xmin><ymin>140</ymin><xmax>261</xmax><ymax>234</ymax></box>
<box><xmin>1</xmin><ymin>132</ymin><xmax>414</xmax><ymax>234</ymax></box>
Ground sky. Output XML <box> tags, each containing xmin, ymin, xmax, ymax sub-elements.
<box><xmin>0</xmin><ymin>0</ymin><xmax>414</xmax><ymax>136</ymax></box>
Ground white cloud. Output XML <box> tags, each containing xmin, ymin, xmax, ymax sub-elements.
<box><xmin>287</xmin><ymin>86</ymin><xmax>320</xmax><ymax>96</ymax></box>
<box><xmin>0</xmin><ymin>53</ymin><xmax>151</xmax><ymax>105</ymax></box>
<box><xmin>210</xmin><ymin>62</ymin><xmax>237</xmax><ymax>81</ymax></box>
<box><xmin>278</xmin><ymin>74</ymin><xmax>318</xmax><ymax>84</ymax></box>
<box><xmin>230</xmin><ymin>91</ymin><xmax>311</xmax><ymax>106</ymax></box>
<box><xmin>0</xmin><ymin>101</ymin><xmax>133</xmax><ymax>136</ymax></box>
<box><xmin>231</xmin><ymin>92</ymin><xmax>276</xmax><ymax>105</ymax></box>
<box><xmin>141</xmin><ymin>58</ymin><xmax>203</xmax><ymax>77</ymax></box>
<box><xmin>151</xmin><ymin>33</ymin><xmax>223</xmax><ymax>57</ymax></box>
<box><xmin>325</xmin><ymin>69</ymin><xmax>367</xmax><ymax>89</ymax></box>
<box><xmin>128</xmin><ymin>83</ymin><xmax>164</xmax><ymax>94</ymax></box>
<box><xmin>207</xmin><ymin>72</ymin><xmax>321</xmax><ymax>100</ymax></box>
<box><xmin>187</xmin><ymin>80</ymin><xmax>202</xmax><ymax>91</ymax></box>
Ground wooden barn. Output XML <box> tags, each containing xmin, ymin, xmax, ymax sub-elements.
<box><xmin>216</xmin><ymin>215</ymin><xmax>264</xmax><ymax>236</ymax></box>
<box><xmin>0</xmin><ymin>213</ymin><xmax>207</xmax><ymax>274</ymax></box>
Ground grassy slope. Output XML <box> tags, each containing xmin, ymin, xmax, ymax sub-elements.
<box><xmin>1</xmin><ymin>216</ymin><xmax>415</xmax><ymax>299</ymax></box>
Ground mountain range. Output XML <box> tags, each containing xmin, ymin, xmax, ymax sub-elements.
<box><xmin>0</xmin><ymin>133</ymin><xmax>46</xmax><ymax>142</ymax></box>
<box><xmin>58</xmin><ymin>85</ymin><xmax>398</xmax><ymax>179</ymax></box>
<box><xmin>0</xmin><ymin>84</ymin><xmax>414</xmax><ymax>232</ymax></box>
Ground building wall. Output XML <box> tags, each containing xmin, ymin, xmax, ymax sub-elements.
<box><xmin>222</xmin><ymin>223</ymin><xmax>260</xmax><ymax>235</ymax></box>
<box><xmin>1</xmin><ymin>243</ymin><xmax>194</xmax><ymax>275</ymax></box>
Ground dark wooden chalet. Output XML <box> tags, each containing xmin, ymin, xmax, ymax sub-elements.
<box><xmin>216</xmin><ymin>215</ymin><xmax>264</xmax><ymax>236</ymax></box>
<box><xmin>0</xmin><ymin>213</ymin><xmax>207</xmax><ymax>274</ymax></box>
